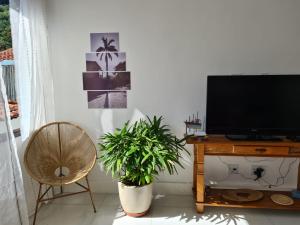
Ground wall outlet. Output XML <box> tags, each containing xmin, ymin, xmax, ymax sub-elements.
<box><xmin>251</xmin><ymin>165</ymin><xmax>266</xmax><ymax>177</ymax></box>
<box><xmin>228</xmin><ymin>164</ymin><xmax>239</xmax><ymax>174</ymax></box>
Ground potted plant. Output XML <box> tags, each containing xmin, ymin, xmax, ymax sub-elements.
<box><xmin>99</xmin><ymin>116</ymin><xmax>188</xmax><ymax>217</ymax></box>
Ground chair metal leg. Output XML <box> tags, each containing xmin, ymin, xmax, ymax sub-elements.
<box><xmin>33</xmin><ymin>183</ymin><xmax>42</xmax><ymax>225</ymax></box>
<box><xmin>85</xmin><ymin>176</ymin><xmax>97</xmax><ymax>213</ymax></box>
<box><xmin>32</xmin><ymin>177</ymin><xmax>96</xmax><ymax>225</ymax></box>
<box><xmin>60</xmin><ymin>166</ymin><xmax>63</xmax><ymax>194</ymax></box>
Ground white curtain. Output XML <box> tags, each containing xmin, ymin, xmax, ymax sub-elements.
<box><xmin>0</xmin><ymin>67</ymin><xmax>29</xmax><ymax>225</ymax></box>
<box><xmin>10</xmin><ymin>0</ymin><xmax>55</xmax><ymax>141</ymax></box>
<box><xmin>9</xmin><ymin>0</ymin><xmax>56</xmax><ymax>216</ymax></box>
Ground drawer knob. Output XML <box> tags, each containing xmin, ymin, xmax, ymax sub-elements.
<box><xmin>255</xmin><ymin>148</ymin><xmax>267</xmax><ymax>152</ymax></box>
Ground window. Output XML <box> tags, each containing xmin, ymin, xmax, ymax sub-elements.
<box><xmin>0</xmin><ymin>0</ymin><xmax>20</xmax><ymax>136</ymax></box>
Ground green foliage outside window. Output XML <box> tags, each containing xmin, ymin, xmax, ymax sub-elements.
<box><xmin>0</xmin><ymin>3</ymin><xmax>12</xmax><ymax>51</ymax></box>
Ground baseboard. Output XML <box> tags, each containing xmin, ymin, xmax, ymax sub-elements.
<box><xmin>59</xmin><ymin>179</ymin><xmax>297</xmax><ymax>196</ymax></box>
<box><xmin>153</xmin><ymin>182</ymin><xmax>193</xmax><ymax>195</ymax></box>
<box><xmin>63</xmin><ymin>180</ymin><xmax>193</xmax><ymax>195</ymax></box>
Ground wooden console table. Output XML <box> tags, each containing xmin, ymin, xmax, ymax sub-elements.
<box><xmin>186</xmin><ymin>135</ymin><xmax>300</xmax><ymax>212</ymax></box>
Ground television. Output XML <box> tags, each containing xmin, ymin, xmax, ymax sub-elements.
<box><xmin>206</xmin><ymin>75</ymin><xmax>300</xmax><ymax>140</ymax></box>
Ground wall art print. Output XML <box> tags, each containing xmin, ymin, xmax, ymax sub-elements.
<box><xmin>90</xmin><ymin>33</ymin><xmax>119</xmax><ymax>52</ymax></box>
<box><xmin>87</xmin><ymin>91</ymin><xmax>127</xmax><ymax>109</ymax></box>
<box><xmin>86</xmin><ymin>52</ymin><xmax>126</xmax><ymax>72</ymax></box>
<box><xmin>82</xmin><ymin>71</ymin><xmax>131</xmax><ymax>91</ymax></box>
<box><xmin>81</xmin><ymin>32</ymin><xmax>131</xmax><ymax>109</ymax></box>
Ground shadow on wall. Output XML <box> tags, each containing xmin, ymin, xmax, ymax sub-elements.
<box><xmin>96</xmin><ymin>107</ymin><xmax>147</xmax><ymax>136</ymax></box>
<box><xmin>92</xmin><ymin>108</ymin><xmax>147</xmax><ymax>173</ymax></box>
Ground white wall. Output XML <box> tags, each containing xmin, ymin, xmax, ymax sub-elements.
<box><xmin>46</xmin><ymin>0</ymin><xmax>300</xmax><ymax>195</ymax></box>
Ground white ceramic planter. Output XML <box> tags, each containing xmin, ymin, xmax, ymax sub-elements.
<box><xmin>118</xmin><ymin>182</ymin><xmax>153</xmax><ymax>217</ymax></box>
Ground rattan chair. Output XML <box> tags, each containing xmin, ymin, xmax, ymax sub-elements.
<box><xmin>24</xmin><ymin>122</ymin><xmax>97</xmax><ymax>225</ymax></box>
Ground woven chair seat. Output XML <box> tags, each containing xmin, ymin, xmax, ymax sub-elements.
<box><xmin>24</xmin><ymin>122</ymin><xmax>97</xmax><ymax>186</ymax></box>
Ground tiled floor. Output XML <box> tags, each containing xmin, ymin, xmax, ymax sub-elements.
<box><xmin>31</xmin><ymin>194</ymin><xmax>300</xmax><ymax>225</ymax></box>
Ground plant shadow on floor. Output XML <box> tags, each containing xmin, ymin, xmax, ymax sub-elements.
<box><xmin>97</xmin><ymin>195</ymin><xmax>253</xmax><ymax>225</ymax></box>
<box><xmin>150</xmin><ymin>208</ymin><xmax>248</xmax><ymax>225</ymax></box>
<box><xmin>200</xmin><ymin>210</ymin><xmax>248</xmax><ymax>225</ymax></box>
<box><xmin>148</xmin><ymin>195</ymin><xmax>251</xmax><ymax>225</ymax></box>
<box><xmin>97</xmin><ymin>205</ymin><xmax>250</xmax><ymax>225</ymax></box>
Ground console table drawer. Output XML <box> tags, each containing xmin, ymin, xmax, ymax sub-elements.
<box><xmin>289</xmin><ymin>147</ymin><xmax>300</xmax><ymax>155</ymax></box>
<box><xmin>233</xmin><ymin>145</ymin><xmax>289</xmax><ymax>156</ymax></box>
<box><xmin>205</xmin><ymin>144</ymin><xmax>232</xmax><ymax>154</ymax></box>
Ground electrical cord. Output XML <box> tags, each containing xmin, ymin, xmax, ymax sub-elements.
<box><xmin>217</xmin><ymin>156</ymin><xmax>231</xmax><ymax>167</ymax></box>
<box><xmin>208</xmin><ymin>156</ymin><xmax>232</xmax><ymax>182</ymax></box>
<box><xmin>216</xmin><ymin>156</ymin><xmax>299</xmax><ymax>188</ymax></box>
<box><xmin>259</xmin><ymin>158</ymin><xmax>298</xmax><ymax>188</ymax></box>
<box><xmin>218</xmin><ymin>156</ymin><xmax>254</xmax><ymax>180</ymax></box>
<box><xmin>217</xmin><ymin>156</ymin><xmax>254</xmax><ymax>181</ymax></box>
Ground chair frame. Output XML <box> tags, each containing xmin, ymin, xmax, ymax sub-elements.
<box><xmin>32</xmin><ymin>176</ymin><xmax>96</xmax><ymax>225</ymax></box>
<box><xmin>24</xmin><ymin>122</ymin><xmax>97</xmax><ymax>225</ymax></box>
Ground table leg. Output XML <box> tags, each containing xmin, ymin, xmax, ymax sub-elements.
<box><xmin>193</xmin><ymin>145</ymin><xmax>196</xmax><ymax>194</ymax></box>
<box><xmin>196</xmin><ymin>202</ymin><xmax>204</xmax><ymax>213</ymax></box>
<box><xmin>297</xmin><ymin>160</ymin><xmax>300</xmax><ymax>190</ymax></box>
<box><xmin>195</xmin><ymin>144</ymin><xmax>205</xmax><ymax>213</ymax></box>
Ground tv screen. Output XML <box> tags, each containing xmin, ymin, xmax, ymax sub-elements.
<box><xmin>206</xmin><ymin>75</ymin><xmax>300</xmax><ymax>136</ymax></box>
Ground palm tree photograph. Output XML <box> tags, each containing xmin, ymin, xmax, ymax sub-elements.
<box><xmin>87</xmin><ymin>91</ymin><xmax>127</xmax><ymax>109</ymax></box>
<box><xmin>90</xmin><ymin>32</ymin><xmax>119</xmax><ymax>52</ymax></box>
<box><xmin>82</xmin><ymin>71</ymin><xmax>131</xmax><ymax>90</ymax></box>
<box><xmin>86</xmin><ymin>52</ymin><xmax>126</xmax><ymax>72</ymax></box>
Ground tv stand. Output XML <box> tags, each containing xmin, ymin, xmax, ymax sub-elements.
<box><xmin>226</xmin><ymin>134</ymin><xmax>282</xmax><ymax>141</ymax></box>
<box><xmin>186</xmin><ymin>135</ymin><xmax>300</xmax><ymax>213</ymax></box>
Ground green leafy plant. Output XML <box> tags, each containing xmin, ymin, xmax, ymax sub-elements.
<box><xmin>99</xmin><ymin>116</ymin><xmax>188</xmax><ymax>186</ymax></box>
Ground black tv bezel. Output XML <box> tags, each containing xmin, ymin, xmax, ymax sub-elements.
<box><xmin>205</xmin><ymin>75</ymin><xmax>300</xmax><ymax>137</ymax></box>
